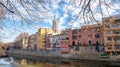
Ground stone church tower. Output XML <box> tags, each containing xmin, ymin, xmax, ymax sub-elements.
<box><xmin>52</xmin><ymin>15</ymin><xmax>58</xmax><ymax>33</ymax></box>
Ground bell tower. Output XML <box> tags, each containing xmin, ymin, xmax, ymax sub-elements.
<box><xmin>52</xmin><ymin>15</ymin><xmax>58</xmax><ymax>33</ymax></box>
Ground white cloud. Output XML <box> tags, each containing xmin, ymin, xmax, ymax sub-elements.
<box><xmin>2</xmin><ymin>0</ymin><xmax>120</xmax><ymax>42</ymax></box>
<box><xmin>59</xmin><ymin>13</ymin><xmax>68</xmax><ymax>30</ymax></box>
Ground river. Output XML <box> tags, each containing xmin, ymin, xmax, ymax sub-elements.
<box><xmin>0</xmin><ymin>57</ymin><xmax>118</xmax><ymax>67</ymax></box>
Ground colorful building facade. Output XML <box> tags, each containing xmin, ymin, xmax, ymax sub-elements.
<box><xmin>52</xmin><ymin>34</ymin><xmax>61</xmax><ymax>51</ymax></box>
<box><xmin>38</xmin><ymin>28</ymin><xmax>53</xmax><ymax>49</ymax></box>
<box><xmin>81</xmin><ymin>25</ymin><xmax>103</xmax><ymax>46</ymax></box>
<box><xmin>102</xmin><ymin>15</ymin><xmax>120</xmax><ymax>55</ymax></box>
<box><xmin>70</xmin><ymin>24</ymin><xmax>103</xmax><ymax>46</ymax></box>
<box><xmin>60</xmin><ymin>29</ymin><xmax>71</xmax><ymax>53</ymax></box>
<box><xmin>28</xmin><ymin>33</ymin><xmax>38</xmax><ymax>50</ymax></box>
<box><xmin>14</xmin><ymin>32</ymin><xmax>29</xmax><ymax>49</ymax></box>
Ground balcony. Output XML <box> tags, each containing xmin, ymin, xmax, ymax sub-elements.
<box><xmin>72</xmin><ymin>29</ymin><xmax>78</xmax><ymax>35</ymax></box>
<box><xmin>113</xmin><ymin>30</ymin><xmax>120</xmax><ymax>35</ymax></box>
<box><xmin>114</xmin><ymin>20</ymin><xmax>120</xmax><ymax>24</ymax></box>
<box><xmin>107</xmin><ymin>34</ymin><xmax>120</xmax><ymax>37</ymax></box>
<box><xmin>111</xmin><ymin>24</ymin><xmax>120</xmax><ymax>29</ymax></box>
<box><xmin>103</xmin><ymin>28</ymin><xmax>111</xmax><ymax>31</ymax></box>
<box><xmin>115</xmin><ymin>40</ymin><xmax>120</xmax><ymax>44</ymax></box>
<box><xmin>114</xmin><ymin>45</ymin><xmax>120</xmax><ymax>51</ymax></box>
<box><xmin>105</xmin><ymin>46</ymin><xmax>113</xmax><ymax>51</ymax></box>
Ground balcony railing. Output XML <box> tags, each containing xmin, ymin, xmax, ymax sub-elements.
<box><xmin>111</xmin><ymin>24</ymin><xmax>120</xmax><ymax>29</ymax></box>
<box><xmin>114</xmin><ymin>45</ymin><xmax>120</xmax><ymax>50</ymax></box>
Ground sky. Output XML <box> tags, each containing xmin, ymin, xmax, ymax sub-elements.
<box><xmin>1</xmin><ymin>0</ymin><xmax>120</xmax><ymax>42</ymax></box>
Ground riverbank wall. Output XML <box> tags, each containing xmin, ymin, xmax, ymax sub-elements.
<box><xmin>5</xmin><ymin>48</ymin><xmax>120</xmax><ymax>66</ymax></box>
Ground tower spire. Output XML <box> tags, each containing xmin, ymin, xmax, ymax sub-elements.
<box><xmin>52</xmin><ymin>15</ymin><xmax>58</xmax><ymax>33</ymax></box>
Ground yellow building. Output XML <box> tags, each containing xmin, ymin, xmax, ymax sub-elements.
<box><xmin>38</xmin><ymin>28</ymin><xmax>53</xmax><ymax>49</ymax></box>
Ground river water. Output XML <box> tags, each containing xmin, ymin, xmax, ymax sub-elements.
<box><xmin>0</xmin><ymin>57</ymin><xmax>117</xmax><ymax>67</ymax></box>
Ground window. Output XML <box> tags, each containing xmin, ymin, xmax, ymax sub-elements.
<box><xmin>79</xmin><ymin>29</ymin><xmax>81</xmax><ymax>32</ymax></box>
<box><xmin>96</xmin><ymin>41</ymin><xmax>99</xmax><ymax>45</ymax></box>
<box><xmin>113</xmin><ymin>30</ymin><xmax>120</xmax><ymax>34</ymax></box>
<box><xmin>72</xmin><ymin>36</ymin><xmax>77</xmax><ymax>39</ymax></box>
<box><xmin>66</xmin><ymin>37</ymin><xmax>69</xmax><ymax>40</ymax></box>
<box><xmin>106</xmin><ymin>31</ymin><xmax>111</xmax><ymax>34</ymax></box>
<box><xmin>77</xmin><ymin>41</ymin><xmax>81</xmax><ymax>46</ymax></box>
<box><xmin>107</xmin><ymin>37</ymin><xmax>112</xmax><ymax>40</ymax></box>
<box><xmin>95</xmin><ymin>33</ymin><xmax>100</xmax><ymax>38</ymax></box>
<box><xmin>72</xmin><ymin>41</ymin><xmax>75</xmax><ymax>46</ymax></box>
<box><xmin>115</xmin><ymin>20</ymin><xmax>120</xmax><ymax>23</ymax></box>
<box><xmin>105</xmin><ymin>19</ymin><xmax>110</xmax><ymax>22</ymax></box>
<box><xmin>65</xmin><ymin>31</ymin><xmax>68</xmax><ymax>34</ymax></box>
<box><xmin>108</xmin><ymin>46</ymin><xmax>112</xmax><ymax>50</ymax></box>
<box><xmin>78</xmin><ymin>35</ymin><xmax>81</xmax><ymax>38</ymax></box>
<box><xmin>72</xmin><ymin>30</ymin><xmax>77</xmax><ymax>34</ymax></box>
<box><xmin>96</xmin><ymin>27</ymin><xmax>101</xmax><ymax>32</ymax></box>
<box><xmin>106</xmin><ymin>23</ymin><xmax>110</xmax><ymax>28</ymax></box>
<box><xmin>114</xmin><ymin>36</ymin><xmax>120</xmax><ymax>41</ymax></box>
<box><xmin>88</xmin><ymin>34</ymin><xmax>92</xmax><ymax>37</ymax></box>
<box><xmin>88</xmin><ymin>40</ymin><xmax>92</xmax><ymax>45</ymax></box>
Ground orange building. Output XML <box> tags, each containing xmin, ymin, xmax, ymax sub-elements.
<box><xmin>102</xmin><ymin>15</ymin><xmax>120</xmax><ymax>55</ymax></box>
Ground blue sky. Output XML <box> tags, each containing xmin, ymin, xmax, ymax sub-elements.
<box><xmin>1</xmin><ymin>0</ymin><xmax>120</xmax><ymax>42</ymax></box>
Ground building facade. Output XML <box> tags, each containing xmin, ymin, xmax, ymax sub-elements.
<box><xmin>38</xmin><ymin>28</ymin><xmax>53</xmax><ymax>49</ymax></box>
<box><xmin>69</xmin><ymin>24</ymin><xmax>103</xmax><ymax>47</ymax></box>
<box><xmin>102</xmin><ymin>15</ymin><xmax>120</xmax><ymax>55</ymax></box>
<box><xmin>60</xmin><ymin>29</ymin><xmax>71</xmax><ymax>53</ymax></box>
<box><xmin>14</xmin><ymin>32</ymin><xmax>29</xmax><ymax>49</ymax></box>
<box><xmin>81</xmin><ymin>25</ymin><xmax>103</xmax><ymax>46</ymax></box>
<box><xmin>67</xmin><ymin>24</ymin><xmax>104</xmax><ymax>54</ymax></box>
<box><xmin>52</xmin><ymin>34</ymin><xmax>61</xmax><ymax>51</ymax></box>
<box><xmin>45</xmin><ymin>34</ymin><xmax>53</xmax><ymax>50</ymax></box>
<box><xmin>28</xmin><ymin>33</ymin><xmax>38</xmax><ymax>50</ymax></box>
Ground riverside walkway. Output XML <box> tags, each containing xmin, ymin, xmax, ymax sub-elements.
<box><xmin>5</xmin><ymin>49</ymin><xmax>120</xmax><ymax>66</ymax></box>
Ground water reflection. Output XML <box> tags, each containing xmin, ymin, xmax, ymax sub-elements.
<box><xmin>0</xmin><ymin>57</ymin><xmax>17</xmax><ymax>67</ymax></box>
<box><xmin>0</xmin><ymin>57</ymin><xmax>119</xmax><ymax>67</ymax></box>
<box><xmin>17</xmin><ymin>59</ymin><xmax>106</xmax><ymax>67</ymax></box>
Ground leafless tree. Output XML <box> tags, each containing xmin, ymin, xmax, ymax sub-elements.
<box><xmin>0</xmin><ymin>0</ymin><xmax>120</xmax><ymax>37</ymax></box>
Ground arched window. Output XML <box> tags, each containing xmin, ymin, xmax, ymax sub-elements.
<box><xmin>72</xmin><ymin>41</ymin><xmax>75</xmax><ymax>46</ymax></box>
<box><xmin>88</xmin><ymin>40</ymin><xmax>92</xmax><ymax>45</ymax></box>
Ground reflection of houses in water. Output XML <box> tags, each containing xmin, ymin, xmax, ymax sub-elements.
<box><xmin>60</xmin><ymin>62</ymin><xmax>70</xmax><ymax>67</ymax></box>
<box><xmin>17</xmin><ymin>59</ymin><xmax>106</xmax><ymax>67</ymax></box>
<box><xmin>20</xmin><ymin>59</ymin><xmax>27</xmax><ymax>65</ymax></box>
<box><xmin>37</xmin><ymin>62</ymin><xmax>51</xmax><ymax>67</ymax></box>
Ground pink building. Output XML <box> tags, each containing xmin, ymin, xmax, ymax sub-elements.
<box><xmin>60</xmin><ymin>29</ymin><xmax>71</xmax><ymax>53</ymax></box>
<box><xmin>70</xmin><ymin>24</ymin><xmax>103</xmax><ymax>46</ymax></box>
<box><xmin>81</xmin><ymin>25</ymin><xmax>103</xmax><ymax>46</ymax></box>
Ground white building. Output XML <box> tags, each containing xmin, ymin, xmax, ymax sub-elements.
<box><xmin>14</xmin><ymin>32</ymin><xmax>29</xmax><ymax>49</ymax></box>
<box><xmin>52</xmin><ymin>34</ymin><xmax>62</xmax><ymax>50</ymax></box>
